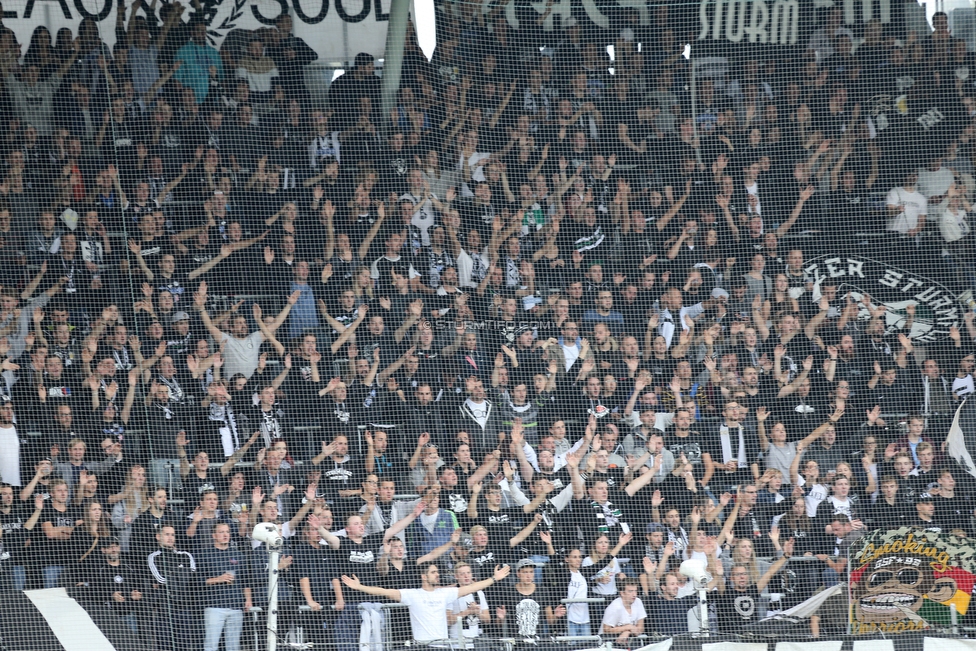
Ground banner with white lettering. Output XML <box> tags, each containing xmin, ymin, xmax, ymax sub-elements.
<box><xmin>802</xmin><ymin>255</ymin><xmax>965</xmax><ymax>343</ymax></box>
<box><xmin>698</xmin><ymin>0</ymin><xmax>801</xmax><ymax>46</ymax></box>
<box><xmin>444</xmin><ymin>0</ymin><xmax>904</xmax><ymax>43</ymax></box>
<box><xmin>445</xmin><ymin>0</ymin><xmax>672</xmax><ymax>33</ymax></box>
<box><xmin>695</xmin><ymin>0</ymin><xmax>895</xmax><ymax>47</ymax></box>
<box><xmin>0</xmin><ymin>0</ymin><xmax>392</xmax><ymax>64</ymax></box>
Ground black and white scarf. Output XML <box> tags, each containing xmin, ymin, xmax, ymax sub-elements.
<box><xmin>153</xmin><ymin>401</ymin><xmax>174</xmax><ymax>420</ymax></box>
<box><xmin>259</xmin><ymin>406</ymin><xmax>283</xmax><ymax>448</ymax></box>
<box><xmin>591</xmin><ymin>500</ymin><xmax>624</xmax><ymax>534</ymax></box>
<box><xmin>159</xmin><ymin>374</ymin><xmax>185</xmax><ymax>404</ymax></box>
<box><xmin>210</xmin><ymin>402</ymin><xmax>240</xmax><ymax>453</ymax></box>
<box><xmin>112</xmin><ymin>346</ymin><xmax>132</xmax><ymax>372</ymax></box>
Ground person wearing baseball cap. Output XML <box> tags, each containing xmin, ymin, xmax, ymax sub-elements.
<box><xmin>493</xmin><ymin>558</ymin><xmax>551</xmax><ymax>642</ymax></box>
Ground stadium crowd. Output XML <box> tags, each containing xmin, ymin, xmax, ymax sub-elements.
<box><xmin>0</xmin><ymin>1</ymin><xmax>975</xmax><ymax>650</ymax></box>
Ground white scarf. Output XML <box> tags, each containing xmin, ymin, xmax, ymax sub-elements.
<box><xmin>719</xmin><ymin>424</ymin><xmax>747</xmax><ymax>468</ymax></box>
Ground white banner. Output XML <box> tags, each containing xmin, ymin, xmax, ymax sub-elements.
<box><xmin>775</xmin><ymin>642</ymin><xmax>842</xmax><ymax>651</ymax></box>
<box><xmin>923</xmin><ymin>640</ymin><xmax>976</xmax><ymax>651</ymax></box>
<box><xmin>0</xmin><ymin>0</ymin><xmax>392</xmax><ymax>64</ymax></box>
<box><xmin>703</xmin><ymin>643</ymin><xmax>769</xmax><ymax>651</ymax></box>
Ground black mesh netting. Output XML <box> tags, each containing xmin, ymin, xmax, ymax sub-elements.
<box><xmin>0</xmin><ymin>0</ymin><xmax>973</xmax><ymax>649</ymax></box>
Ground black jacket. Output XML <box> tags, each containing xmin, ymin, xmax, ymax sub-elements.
<box><xmin>147</xmin><ymin>546</ymin><xmax>199</xmax><ymax>608</ymax></box>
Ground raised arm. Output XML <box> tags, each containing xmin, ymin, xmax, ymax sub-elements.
<box><xmin>266</xmin><ymin>292</ymin><xmax>299</xmax><ymax>334</ymax></box>
<box><xmin>776</xmin><ymin>186</ymin><xmax>815</xmax><ymax>238</ymax></box>
<box><xmin>192</xmin><ymin>282</ymin><xmax>225</xmax><ymax>341</ymax></box>
<box><xmin>316</xmin><ymin>521</ymin><xmax>342</xmax><ymax>550</ymax></box>
<box><xmin>252</xmin><ymin>303</ymin><xmax>285</xmax><ymax>356</ymax></box>
<box><xmin>358</xmin><ymin>202</ymin><xmax>387</xmax><ymax>260</ymax></box>
<box><xmin>623</xmin><ymin>459</ymin><xmax>659</xmax><ymax>497</ymax></box>
<box><xmin>756</xmin><ymin>542</ymin><xmax>791</xmax><ymax>592</ymax></box>
<box><xmin>715</xmin><ymin>194</ymin><xmax>740</xmax><ymax>241</ymax></box>
<box><xmin>340</xmin><ymin>574</ymin><xmax>400</xmax><ymax>602</ymax></box>
<box><xmin>717</xmin><ymin>494</ymin><xmax>741</xmax><ymax>546</ymax></box>
<box><xmin>319</xmin><ymin>200</ymin><xmax>337</xmax><ymax>260</ymax></box>
<box><xmin>567</xmin><ymin>450</ymin><xmax>585</xmax><ymax>500</ymax></box>
<box><xmin>330</xmin><ymin>304</ymin><xmax>368</xmax><ymax>354</ymax></box>
<box><xmin>383</xmin><ymin>500</ymin><xmax>426</xmax><ymax>542</ymax></box>
<box><xmin>755</xmin><ymin>406</ymin><xmax>770</xmax><ymax>452</ymax></box>
<box><xmin>751</xmin><ymin>294</ymin><xmax>770</xmax><ymax>340</ymax></box>
<box><xmin>417</xmin><ymin>526</ymin><xmax>461</xmax><ymax>565</ymax></box>
<box><xmin>804</xmin><ymin>295</ymin><xmax>830</xmax><ymax>340</ymax></box>
<box><xmin>187</xmin><ymin>243</ymin><xmax>232</xmax><ymax>280</ymax></box>
<box><xmin>21</xmin><ymin>261</ymin><xmax>48</xmax><ymax>299</ymax></box>
<box><xmin>220</xmin><ymin>431</ymin><xmax>261</xmax><ymax>476</ymax></box>
<box><xmin>509</xmin><ymin>513</ymin><xmax>543</xmax><ymax>547</ymax></box>
<box><xmin>128</xmin><ymin>240</ymin><xmax>155</xmax><ymax>280</ymax></box>
<box><xmin>458</xmin><ymin>564</ymin><xmax>511</xmax><ymax>598</ymax></box>
<box><xmin>377</xmin><ymin>345</ymin><xmax>413</xmax><ymax>383</ymax></box>
<box><xmin>657</xmin><ymin>178</ymin><xmax>692</xmax><ymax>233</ymax></box>
<box><xmin>489</xmin><ymin>80</ymin><xmax>518</xmax><ymax>130</ymax></box>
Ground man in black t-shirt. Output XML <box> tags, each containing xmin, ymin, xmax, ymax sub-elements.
<box><xmin>36</xmin><ymin>479</ymin><xmax>82</xmax><ymax>588</ymax></box>
<box><xmin>0</xmin><ymin>484</ymin><xmax>40</xmax><ymax>590</ymax></box>
<box><xmin>295</xmin><ymin>517</ymin><xmax>336</xmax><ymax>607</ymax></box>
<box><xmin>714</xmin><ymin>546</ymin><xmax>789</xmax><ymax>632</ymax></box>
<box><xmin>313</xmin><ymin>434</ymin><xmax>363</xmax><ymax>506</ymax></box>
<box><xmin>467</xmin><ymin>483</ymin><xmax>525</xmax><ymax>537</ymax></box>
<box><xmin>295</xmin><ymin>515</ymin><xmax>339</xmax><ymax>649</ymax></box>
<box><xmin>319</xmin><ymin>513</ymin><xmax>382</xmax><ymax>651</ymax></box>
<box><xmin>466</xmin><ymin>525</ymin><xmax>506</xmax><ymax>581</ymax></box>
<box><xmin>491</xmin><ymin>559</ymin><xmax>554</xmax><ymax>640</ymax></box>
<box><xmin>647</xmin><ymin>571</ymin><xmax>706</xmax><ymax>636</ymax></box>
<box><xmin>662</xmin><ymin>409</ymin><xmax>710</xmax><ymax>482</ymax></box>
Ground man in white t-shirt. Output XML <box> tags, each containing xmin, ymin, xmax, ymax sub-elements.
<box><xmin>446</xmin><ymin>562</ymin><xmax>489</xmax><ymax>641</ymax></box>
<box><xmin>0</xmin><ymin>399</ymin><xmax>21</xmax><ymax>486</ymax></box>
<box><xmin>599</xmin><ymin>579</ymin><xmax>647</xmax><ymax>643</ymax></box>
<box><xmin>195</xmin><ymin>281</ymin><xmax>297</xmax><ymax>380</ymax></box>
<box><xmin>400</xmin><ymin>169</ymin><xmax>449</xmax><ymax>247</ymax></box>
<box><xmin>341</xmin><ymin>562</ymin><xmax>510</xmax><ymax>643</ymax></box>
<box><xmin>886</xmin><ymin>171</ymin><xmax>928</xmax><ymax>236</ymax></box>
<box><xmin>917</xmin><ymin>157</ymin><xmax>955</xmax><ymax>206</ymax></box>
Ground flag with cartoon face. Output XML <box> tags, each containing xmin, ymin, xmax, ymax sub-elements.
<box><xmin>850</xmin><ymin>528</ymin><xmax>976</xmax><ymax>634</ymax></box>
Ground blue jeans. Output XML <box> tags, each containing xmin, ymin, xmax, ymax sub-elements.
<box><xmin>12</xmin><ymin>565</ymin><xmax>25</xmax><ymax>591</ymax></box>
<box><xmin>334</xmin><ymin>604</ymin><xmax>363</xmax><ymax>651</ymax></box>
<box><xmin>121</xmin><ymin>613</ymin><xmax>138</xmax><ymax>634</ymax></box>
<box><xmin>204</xmin><ymin>607</ymin><xmax>244</xmax><ymax>651</ymax></box>
<box><xmin>567</xmin><ymin>621</ymin><xmax>591</xmax><ymax>637</ymax></box>
<box><xmin>823</xmin><ymin>567</ymin><xmax>841</xmax><ymax>587</ymax></box>
<box><xmin>42</xmin><ymin>565</ymin><xmax>63</xmax><ymax>588</ymax></box>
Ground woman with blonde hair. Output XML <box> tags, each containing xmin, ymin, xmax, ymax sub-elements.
<box><xmin>721</xmin><ymin>537</ymin><xmax>771</xmax><ymax>588</ymax></box>
<box><xmin>350</xmin><ymin>266</ymin><xmax>376</xmax><ymax>302</ymax></box>
<box><xmin>110</xmin><ymin>465</ymin><xmax>150</xmax><ymax>552</ymax></box>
